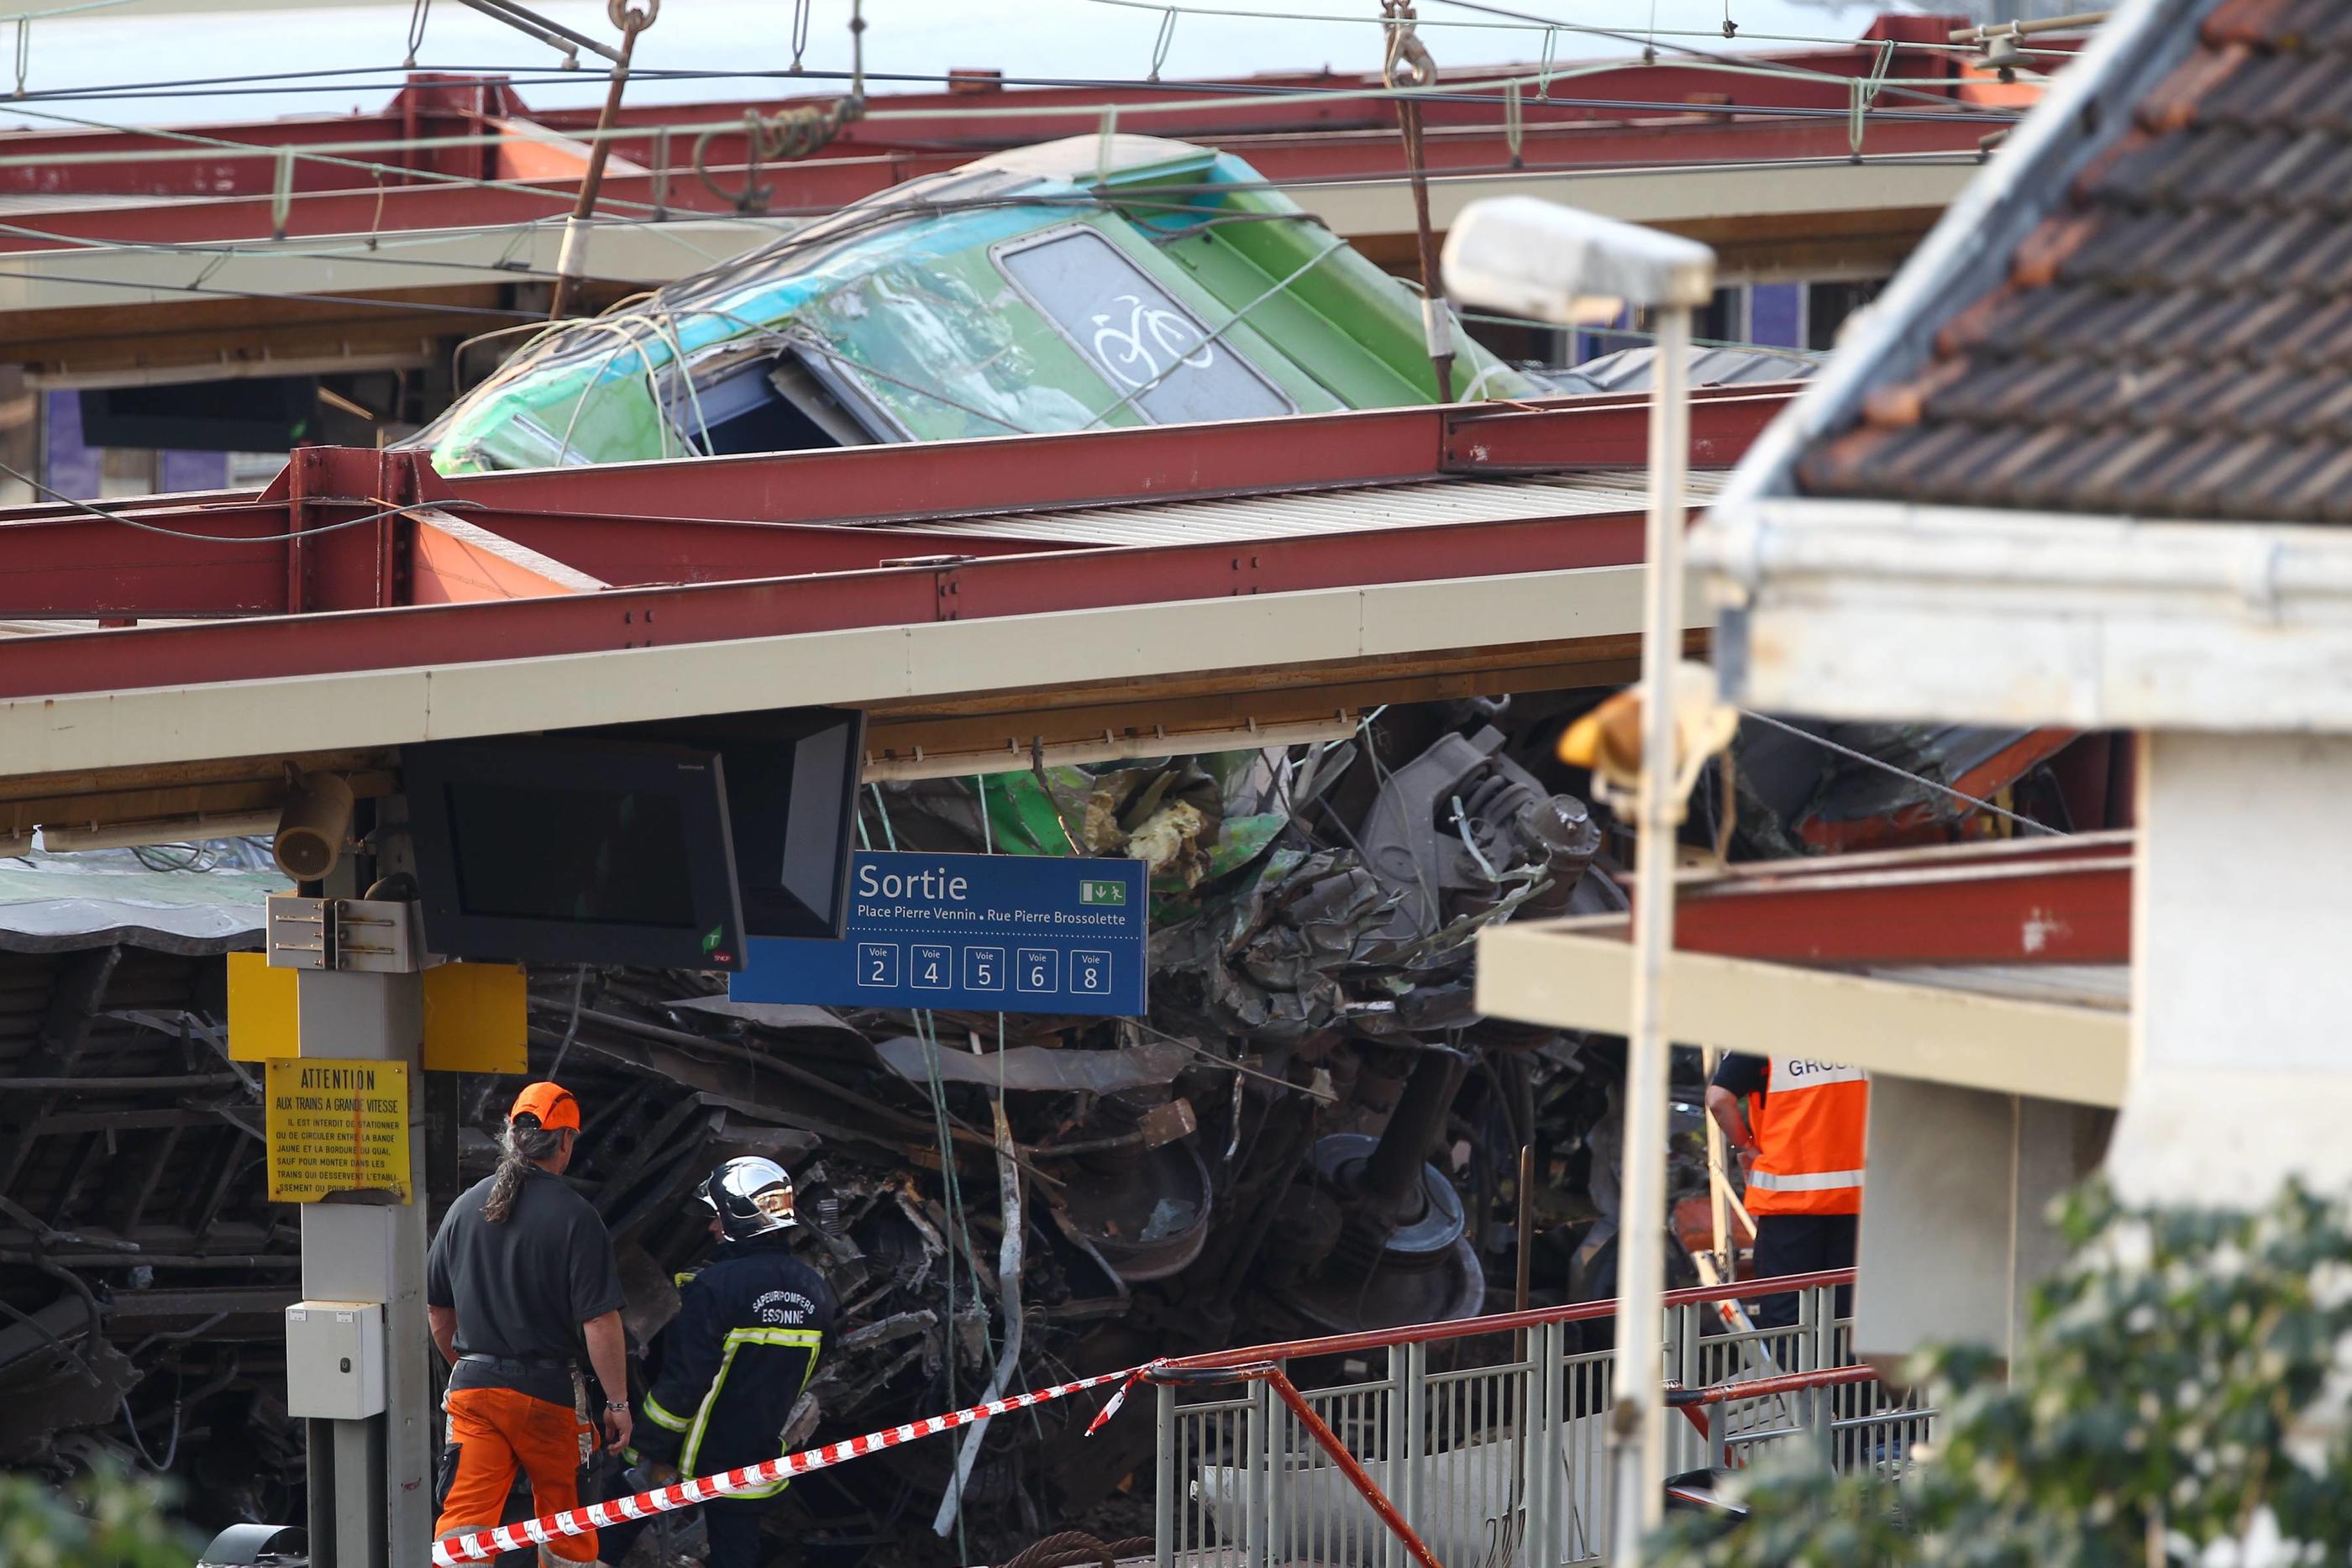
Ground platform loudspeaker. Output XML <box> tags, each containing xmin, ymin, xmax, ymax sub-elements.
<box><xmin>274</xmin><ymin>768</ymin><xmax>354</xmax><ymax>884</ymax></box>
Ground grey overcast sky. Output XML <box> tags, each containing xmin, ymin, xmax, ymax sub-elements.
<box><xmin>8</xmin><ymin>0</ymin><xmax>1935</xmax><ymax>128</ymax></box>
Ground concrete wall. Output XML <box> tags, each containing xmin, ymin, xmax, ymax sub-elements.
<box><xmin>2108</xmin><ymin>731</ymin><xmax>2352</xmax><ymax>1206</ymax></box>
<box><xmin>1854</xmin><ymin>1078</ymin><xmax>2113</xmax><ymax>1367</ymax></box>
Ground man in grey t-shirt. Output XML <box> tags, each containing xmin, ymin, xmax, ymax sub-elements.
<box><xmin>427</xmin><ymin>1082</ymin><xmax>629</xmax><ymax>1566</ymax></box>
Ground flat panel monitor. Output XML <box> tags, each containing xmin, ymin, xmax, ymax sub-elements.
<box><xmin>404</xmin><ymin>737</ymin><xmax>747</xmax><ymax>969</ymax></box>
<box><xmin>80</xmin><ymin>377</ymin><xmax>318</xmax><ymax>453</ymax></box>
<box><xmin>564</xmin><ymin>707</ymin><xmax>864</xmax><ymax>941</ymax></box>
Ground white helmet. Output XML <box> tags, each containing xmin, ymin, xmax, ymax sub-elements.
<box><xmin>700</xmin><ymin>1156</ymin><xmax>796</xmax><ymax>1240</ymax></box>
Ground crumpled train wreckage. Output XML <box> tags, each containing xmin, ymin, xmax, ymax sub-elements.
<box><xmin>0</xmin><ymin>72</ymin><xmax>2105</xmax><ymax>1561</ymax></box>
<box><xmin>0</xmin><ymin>681</ymin><xmax>2083</xmax><ymax>1565</ymax></box>
<box><xmin>407</xmin><ymin>134</ymin><xmax>1540</xmax><ymax>475</ymax></box>
<box><xmin>0</xmin><ymin>695</ymin><xmax>1689</xmax><ymax>1561</ymax></box>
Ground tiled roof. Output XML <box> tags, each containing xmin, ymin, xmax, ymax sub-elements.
<box><xmin>1799</xmin><ymin>0</ymin><xmax>2352</xmax><ymax>522</ymax></box>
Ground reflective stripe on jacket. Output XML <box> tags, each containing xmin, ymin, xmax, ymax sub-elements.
<box><xmin>1746</xmin><ymin>1057</ymin><xmax>1867</xmax><ymax>1217</ymax></box>
<box><xmin>637</xmin><ymin>1234</ymin><xmax>837</xmax><ymax>1497</ymax></box>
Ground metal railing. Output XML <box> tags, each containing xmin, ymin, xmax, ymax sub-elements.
<box><xmin>1149</xmin><ymin>1268</ymin><xmax>1933</xmax><ymax>1568</ymax></box>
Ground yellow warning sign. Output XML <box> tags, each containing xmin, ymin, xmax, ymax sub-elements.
<box><xmin>265</xmin><ymin>1057</ymin><xmax>412</xmax><ymax>1204</ymax></box>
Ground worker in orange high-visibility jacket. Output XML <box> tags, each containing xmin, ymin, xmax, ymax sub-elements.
<box><xmin>1704</xmin><ymin>1054</ymin><xmax>1866</xmax><ymax>1331</ymax></box>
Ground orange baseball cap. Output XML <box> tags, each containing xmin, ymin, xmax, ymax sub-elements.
<box><xmin>510</xmin><ymin>1081</ymin><xmax>580</xmax><ymax>1131</ymax></box>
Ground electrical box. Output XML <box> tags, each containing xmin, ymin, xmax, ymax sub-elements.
<box><xmin>284</xmin><ymin>1301</ymin><xmax>386</xmax><ymax>1419</ymax></box>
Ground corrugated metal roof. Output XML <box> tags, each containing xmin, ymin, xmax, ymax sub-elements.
<box><xmin>1537</xmin><ymin>344</ymin><xmax>1821</xmax><ymax>396</ymax></box>
<box><xmin>923</xmin><ymin>470</ymin><xmax>1726</xmax><ymax>547</ymax></box>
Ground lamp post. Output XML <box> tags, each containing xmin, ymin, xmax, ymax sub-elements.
<box><xmin>1443</xmin><ymin>197</ymin><xmax>1717</xmax><ymax>1567</ymax></box>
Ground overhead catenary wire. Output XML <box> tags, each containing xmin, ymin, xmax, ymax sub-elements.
<box><xmin>0</xmin><ymin>458</ymin><xmax>487</xmax><ymax>543</ymax></box>
<box><xmin>0</xmin><ymin>55</ymin><xmax>2066</xmax><ymax>112</ymax></box>
<box><xmin>0</xmin><ymin>143</ymin><xmax>1994</xmax><ymax>321</ymax></box>
<box><xmin>1095</xmin><ymin>0</ymin><xmax>1999</xmax><ymax>54</ymax></box>
<box><xmin>0</xmin><ymin>58</ymin><xmax>2023</xmax><ymax>128</ymax></box>
<box><xmin>1085</xmin><ymin>0</ymin><xmax>2034</xmax><ymax>120</ymax></box>
<box><xmin>0</xmin><ymin>71</ymin><xmax>2018</xmax><ymax>290</ymax></box>
<box><xmin>0</xmin><ymin>133</ymin><xmax>2001</xmax><ymax>284</ymax></box>
<box><xmin>0</xmin><ymin>49</ymin><xmax>2024</xmax><ymax>181</ymax></box>
<box><xmin>0</xmin><ymin>39</ymin><xmax>2041</xmax><ymax>113</ymax></box>
<box><xmin>0</xmin><ymin>98</ymin><xmax>2015</xmax><ymax>192</ymax></box>
<box><xmin>1086</xmin><ymin>0</ymin><xmax>2075</xmax><ymax>81</ymax></box>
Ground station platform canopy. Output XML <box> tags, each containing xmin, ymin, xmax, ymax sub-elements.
<box><xmin>0</xmin><ymin>385</ymin><xmax>1789</xmax><ymax>835</ymax></box>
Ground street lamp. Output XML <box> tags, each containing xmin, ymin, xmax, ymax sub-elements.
<box><xmin>1442</xmin><ymin>196</ymin><xmax>1717</xmax><ymax>1568</ymax></box>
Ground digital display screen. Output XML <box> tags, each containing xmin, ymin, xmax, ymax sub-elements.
<box><xmin>406</xmin><ymin>737</ymin><xmax>745</xmax><ymax>970</ymax></box>
<box><xmin>445</xmin><ymin>781</ymin><xmax>699</xmax><ymax>929</ymax></box>
<box><xmin>564</xmin><ymin>707</ymin><xmax>863</xmax><ymax>941</ymax></box>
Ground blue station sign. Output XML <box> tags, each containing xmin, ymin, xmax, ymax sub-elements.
<box><xmin>729</xmin><ymin>850</ymin><xmax>1147</xmax><ymax>1016</ymax></box>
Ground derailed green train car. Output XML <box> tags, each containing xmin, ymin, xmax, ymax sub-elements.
<box><xmin>415</xmin><ymin>134</ymin><xmax>1541</xmax><ymax>473</ymax></box>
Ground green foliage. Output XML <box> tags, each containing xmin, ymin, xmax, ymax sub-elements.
<box><xmin>0</xmin><ymin>1462</ymin><xmax>202</xmax><ymax>1568</ymax></box>
<box><xmin>1656</xmin><ymin>1182</ymin><xmax>2352</xmax><ymax>1566</ymax></box>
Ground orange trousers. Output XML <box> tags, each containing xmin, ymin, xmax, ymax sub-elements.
<box><xmin>434</xmin><ymin>1385</ymin><xmax>599</xmax><ymax>1565</ymax></box>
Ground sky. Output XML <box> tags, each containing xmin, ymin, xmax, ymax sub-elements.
<box><xmin>7</xmin><ymin>0</ymin><xmax>1929</xmax><ymax>130</ymax></box>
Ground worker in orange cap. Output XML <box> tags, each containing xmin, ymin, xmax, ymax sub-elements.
<box><xmin>427</xmin><ymin>1082</ymin><xmax>631</xmax><ymax>1565</ymax></box>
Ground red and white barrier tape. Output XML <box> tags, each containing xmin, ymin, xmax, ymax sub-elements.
<box><xmin>431</xmin><ymin>1362</ymin><xmax>1156</xmax><ymax>1565</ymax></box>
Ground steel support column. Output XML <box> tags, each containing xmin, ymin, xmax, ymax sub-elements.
<box><xmin>297</xmin><ymin>948</ymin><xmax>430</xmax><ymax>1568</ymax></box>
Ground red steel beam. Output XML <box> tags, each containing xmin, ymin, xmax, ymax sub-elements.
<box><xmin>428</xmin><ymin>388</ymin><xmax>1793</xmax><ymax>526</ymax></box>
<box><xmin>0</xmin><ymin>504</ymin><xmax>1090</xmax><ymax>617</ymax></box>
<box><xmin>1672</xmin><ymin>860</ymin><xmax>2132</xmax><ymax>966</ymax></box>
<box><xmin>1620</xmin><ymin>839</ymin><xmax>2136</xmax><ymax>967</ymax></box>
<box><xmin>0</xmin><ymin>503</ymin><xmax>301</xmax><ymax>617</ymax></box>
<box><xmin>0</xmin><ymin>388</ymin><xmax>1791</xmax><ymax>618</ymax></box>
<box><xmin>1443</xmin><ymin>387</ymin><xmax>1788</xmax><ymax>473</ymax></box>
<box><xmin>0</xmin><ymin>501</ymin><xmax>1654</xmax><ymax>700</ymax></box>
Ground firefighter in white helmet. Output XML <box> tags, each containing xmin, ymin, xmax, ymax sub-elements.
<box><xmin>616</xmin><ymin>1158</ymin><xmax>837</xmax><ymax>1568</ymax></box>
